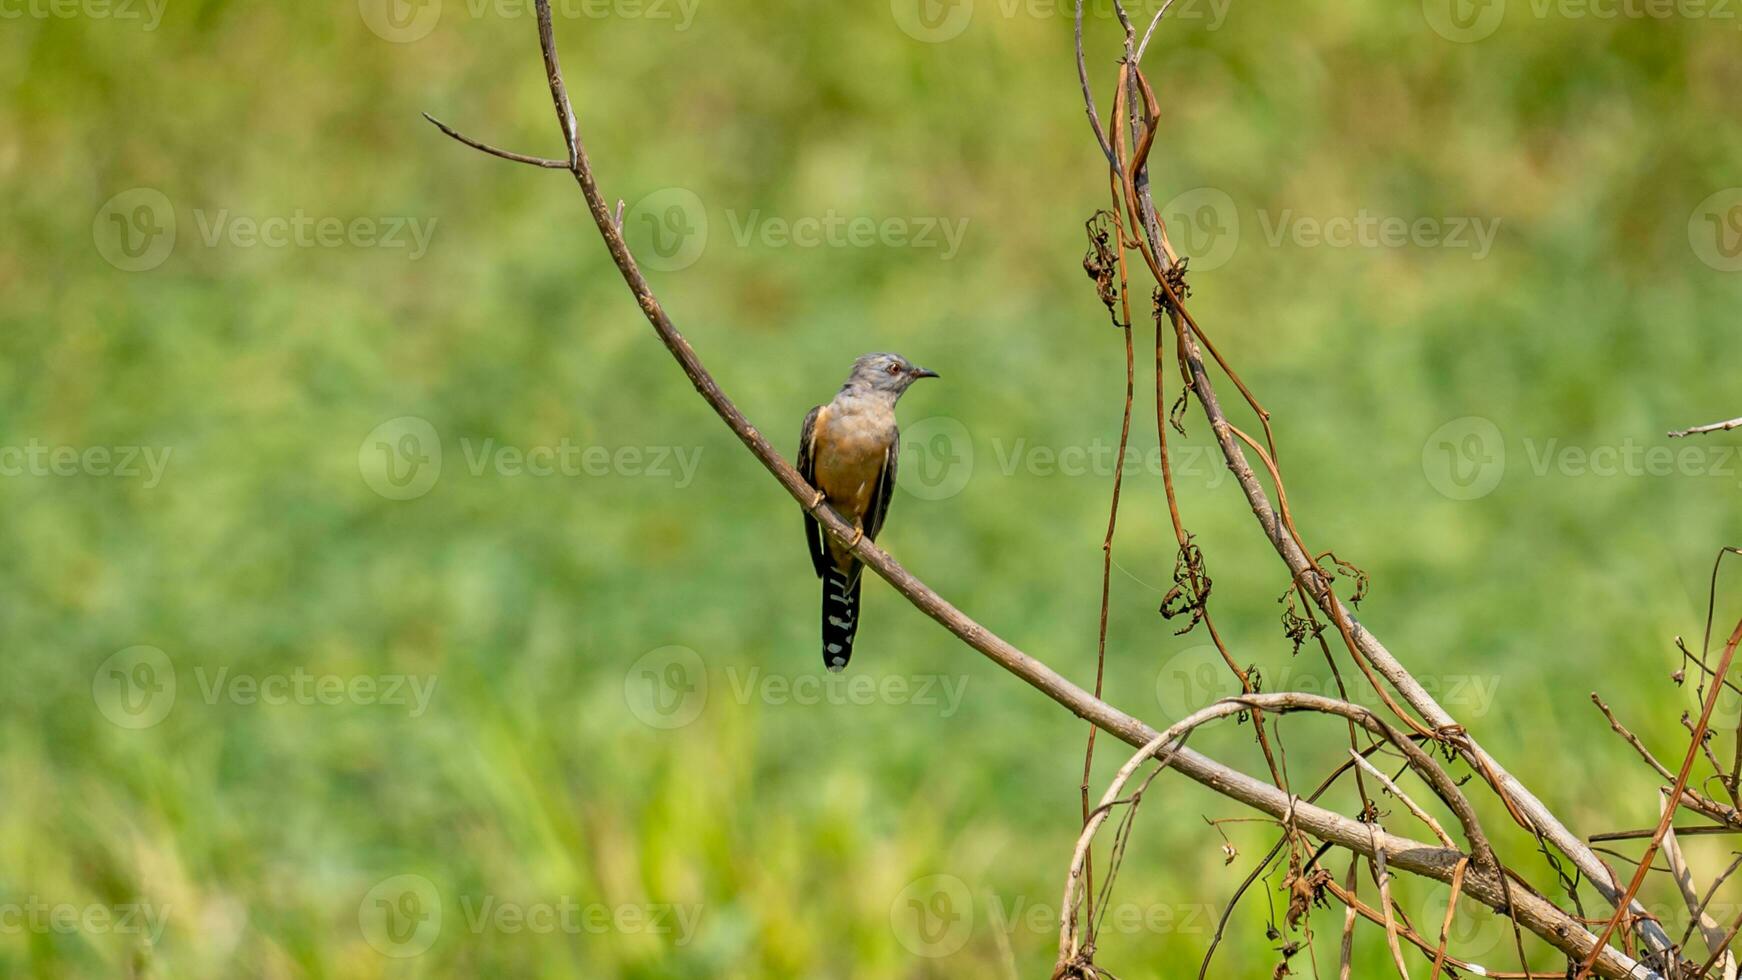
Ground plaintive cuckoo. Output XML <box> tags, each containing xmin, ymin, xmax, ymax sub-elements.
<box><xmin>797</xmin><ymin>352</ymin><xmax>939</xmax><ymax>671</ymax></box>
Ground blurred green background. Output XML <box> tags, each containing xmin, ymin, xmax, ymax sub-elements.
<box><xmin>3</xmin><ymin>0</ymin><xmax>1742</xmax><ymax>975</ymax></box>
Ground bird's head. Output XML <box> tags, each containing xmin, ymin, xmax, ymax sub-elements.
<box><xmin>842</xmin><ymin>352</ymin><xmax>940</xmax><ymax>399</ymax></box>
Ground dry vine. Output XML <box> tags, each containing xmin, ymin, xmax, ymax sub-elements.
<box><xmin>423</xmin><ymin>4</ymin><xmax>1742</xmax><ymax>977</ymax></box>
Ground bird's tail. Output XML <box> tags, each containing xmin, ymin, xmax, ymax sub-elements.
<box><xmin>821</xmin><ymin>566</ymin><xmax>863</xmax><ymax>672</ymax></box>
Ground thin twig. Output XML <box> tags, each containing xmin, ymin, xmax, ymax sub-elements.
<box><xmin>1661</xmin><ymin>790</ymin><xmax>1736</xmax><ymax>976</ymax></box>
<box><xmin>422</xmin><ymin>112</ymin><xmax>569</xmax><ymax>169</ymax></box>
<box><xmin>1370</xmin><ymin>825</ymin><xmax>1414</xmax><ymax>980</ymax></box>
<box><xmin>1429</xmin><ymin>858</ymin><xmax>1468</xmax><ymax>980</ymax></box>
<box><xmin>1351</xmin><ymin>749</ymin><xmax>1455</xmax><ymax>847</ymax></box>
<box><xmin>1339</xmin><ymin>853</ymin><xmax>1359</xmax><ymax>980</ymax></box>
<box><xmin>1670</xmin><ymin>417</ymin><xmax>1742</xmax><ymax>439</ymax></box>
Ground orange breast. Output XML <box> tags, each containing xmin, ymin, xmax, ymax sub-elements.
<box><xmin>812</xmin><ymin>409</ymin><xmax>889</xmax><ymax>526</ymax></box>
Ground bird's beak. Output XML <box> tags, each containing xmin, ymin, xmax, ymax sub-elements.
<box><xmin>912</xmin><ymin>366</ymin><xmax>940</xmax><ymax>380</ymax></box>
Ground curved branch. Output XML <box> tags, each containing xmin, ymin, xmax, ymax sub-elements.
<box><xmin>1038</xmin><ymin>691</ymin><xmax>1642</xmax><ymax>976</ymax></box>
<box><xmin>1058</xmin><ymin>691</ymin><xmax>1499</xmax><ymax>964</ymax></box>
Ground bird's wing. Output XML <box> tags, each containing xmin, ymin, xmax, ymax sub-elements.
<box><xmin>798</xmin><ymin>405</ymin><xmax>829</xmax><ymax>578</ymax></box>
<box><xmin>864</xmin><ymin>427</ymin><xmax>899</xmax><ymax>543</ymax></box>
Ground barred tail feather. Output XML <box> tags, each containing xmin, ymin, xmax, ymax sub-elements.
<box><xmin>821</xmin><ymin>567</ymin><xmax>862</xmax><ymax>672</ymax></box>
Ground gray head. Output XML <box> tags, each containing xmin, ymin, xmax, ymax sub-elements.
<box><xmin>840</xmin><ymin>352</ymin><xmax>939</xmax><ymax>399</ymax></box>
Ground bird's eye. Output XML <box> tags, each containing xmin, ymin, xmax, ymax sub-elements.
<box><xmin>887</xmin><ymin>363</ymin><xmax>902</xmax><ymax>375</ymax></box>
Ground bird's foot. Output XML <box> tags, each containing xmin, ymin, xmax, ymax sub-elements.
<box><xmin>847</xmin><ymin>526</ymin><xmax>865</xmax><ymax>548</ymax></box>
<box><xmin>809</xmin><ymin>489</ymin><xmax>826</xmax><ymax>509</ymax></box>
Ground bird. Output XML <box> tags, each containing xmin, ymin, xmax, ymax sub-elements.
<box><xmin>797</xmin><ymin>352</ymin><xmax>940</xmax><ymax>671</ymax></box>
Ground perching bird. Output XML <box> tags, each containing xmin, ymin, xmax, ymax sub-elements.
<box><xmin>797</xmin><ymin>352</ymin><xmax>940</xmax><ymax>671</ymax></box>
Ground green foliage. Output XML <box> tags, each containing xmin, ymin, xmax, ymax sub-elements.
<box><xmin>1</xmin><ymin>0</ymin><xmax>1740</xmax><ymax>975</ymax></box>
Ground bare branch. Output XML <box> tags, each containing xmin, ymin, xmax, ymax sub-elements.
<box><xmin>1369</xmin><ymin>824</ymin><xmax>1413</xmax><ymax>980</ymax></box>
<box><xmin>1339</xmin><ymin>854</ymin><xmax>1359</xmax><ymax>980</ymax></box>
<box><xmin>1134</xmin><ymin>0</ymin><xmax>1181</xmax><ymax>64</ymax></box>
<box><xmin>422</xmin><ymin>113</ymin><xmax>570</xmax><ymax>169</ymax></box>
<box><xmin>1671</xmin><ymin>416</ymin><xmax>1742</xmax><ymax>438</ymax></box>
<box><xmin>1661</xmin><ymin>791</ymin><xmax>1737</xmax><ymax>976</ymax></box>
<box><xmin>1351</xmin><ymin>749</ymin><xmax>1455</xmax><ymax>848</ymax></box>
